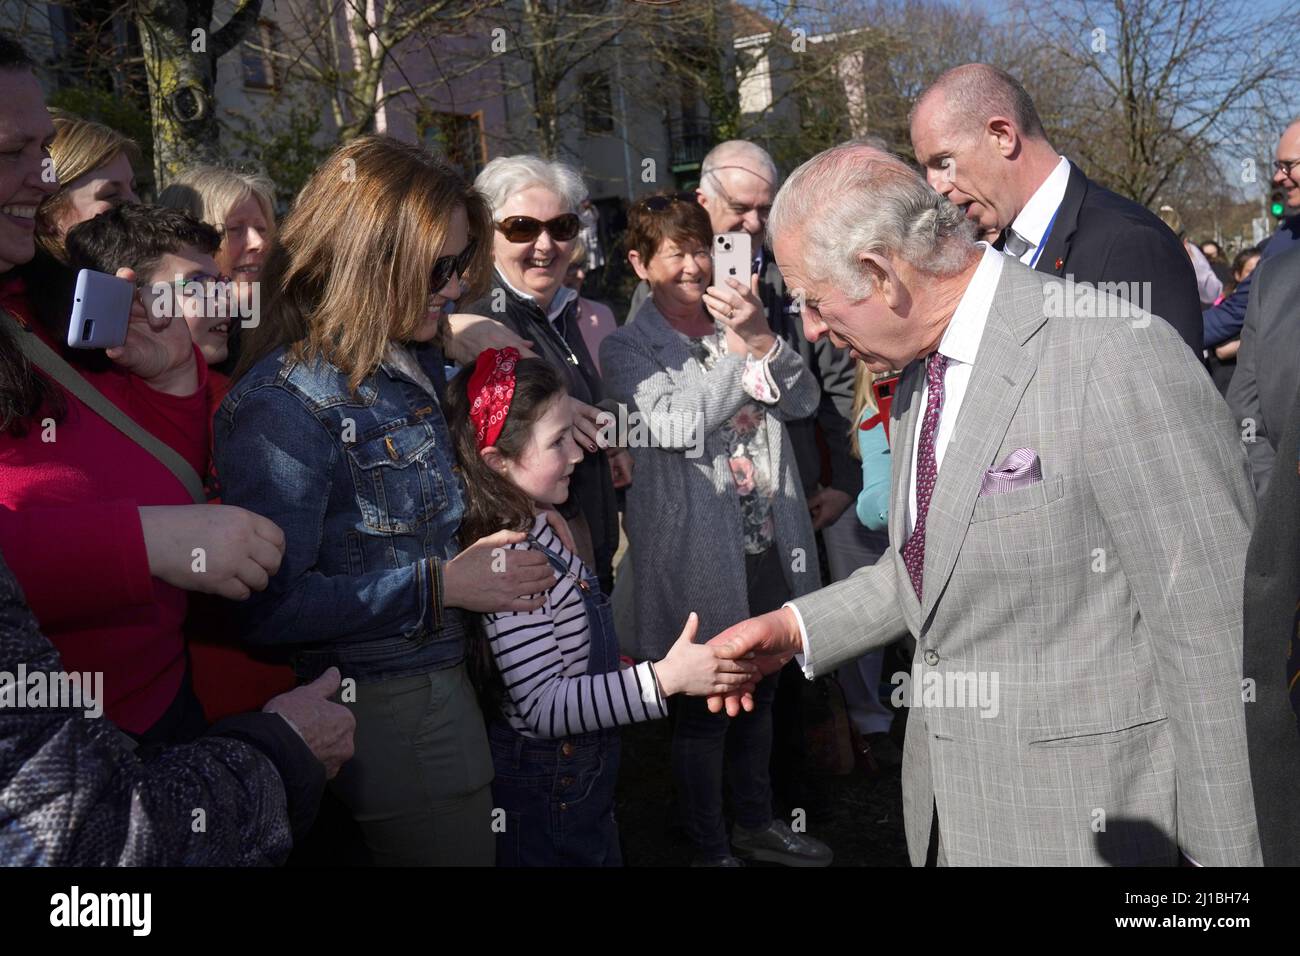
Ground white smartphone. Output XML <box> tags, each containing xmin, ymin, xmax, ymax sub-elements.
<box><xmin>67</xmin><ymin>269</ymin><xmax>134</xmax><ymax>349</ymax></box>
<box><xmin>712</xmin><ymin>231</ymin><xmax>753</xmax><ymax>286</ymax></box>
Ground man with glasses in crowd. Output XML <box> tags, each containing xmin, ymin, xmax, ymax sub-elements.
<box><xmin>1203</xmin><ymin>119</ymin><xmax>1300</xmax><ymax>356</ymax></box>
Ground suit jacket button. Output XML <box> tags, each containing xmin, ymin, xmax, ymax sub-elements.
<box><xmin>560</xmin><ymin>742</ymin><xmax>574</xmax><ymax>757</ymax></box>
<box><xmin>923</xmin><ymin>649</ymin><xmax>940</xmax><ymax>666</ymax></box>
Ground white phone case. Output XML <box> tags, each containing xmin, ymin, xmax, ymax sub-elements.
<box><xmin>711</xmin><ymin>231</ymin><xmax>753</xmax><ymax>286</ymax></box>
<box><xmin>67</xmin><ymin>269</ymin><xmax>134</xmax><ymax>349</ymax></box>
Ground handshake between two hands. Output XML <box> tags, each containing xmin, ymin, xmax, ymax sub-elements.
<box><xmin>659</xmin><ymin>607</ymin><xmax>806</xmax><ymax>716</ymax></box>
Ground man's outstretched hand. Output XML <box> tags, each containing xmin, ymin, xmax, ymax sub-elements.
<box><xmin>706</xmin><ymin>607</ymin><xmax>804</xmax><ymax>716</ymax></box>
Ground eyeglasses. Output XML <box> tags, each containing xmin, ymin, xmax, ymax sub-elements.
<box><xmin>430</xmin><ymin>237</ymin><xmax>477</xmax><ymax>293</ymax></box>
<box><xmin>495</xmin><ymin>214</ymin><xmax>581</xmax><ymax>243</ymax></box>
<box><xmin>167</xmin><ymin>273</ymin><xmax>232</xmax><ymax>295</ymax></box>
<box><xmin>1273</xmin><ymin>158</ymin><xmax>1300</xmax><ymax>178</ymax></box>
<box><xmin>704</xmin><ymin>167</ymin><xmax>773</xmax><ymax>220</ymax></box>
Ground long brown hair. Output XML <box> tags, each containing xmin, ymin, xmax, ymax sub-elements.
<box><xmin>234</xmin><ymin>135</ymin><xmax>493</xmax><ymax>392</ymax></box>
<box><xmin>444</xmin><ymin>356</ymin><xmax>569</xmax><ymax>546</ymax></box>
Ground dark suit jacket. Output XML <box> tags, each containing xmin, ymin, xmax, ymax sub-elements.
<box><xmin>1243</xmin><ymin>374</ymin><xmax>1300</xmax><ymax>866</ymax></box>
<box><xmin>1227</xmin><ymin>243</ymin><xmax>1300</xmax><ymax>496</ymax></box>
<box><xmin>627</xmin><ymin>268</ymin><xmax>862</xmax><ymax>501</ymax></box>
<box><xmin>1032</xmin><ymin>162</ymin><xmax>1203</xmax><ymax>355</ymax></box>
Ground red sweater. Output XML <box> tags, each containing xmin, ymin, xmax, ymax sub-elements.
<box><xmin>187</xmin><ymin>367</ymin><xmax>298</xmax><ymax>721</ymax></box>
<box><xmin>0</xmin><ymin>277</ymin><xmax>210</xmax><ymax>734</ymax></box>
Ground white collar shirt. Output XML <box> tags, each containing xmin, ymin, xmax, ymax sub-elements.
<box><xmin>1005</xmin><ymin>155</ymin><xmax>1070</xmax><ymax>266</ymax></box>
<box><xmin>906</xmin><ymin>243</ymin><xmax>1005</xmax><ymax>536</ymax></box>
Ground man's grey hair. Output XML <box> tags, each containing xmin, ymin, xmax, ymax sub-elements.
<box><xmin>473</xmin><ymin>154</ymin><xmax>587</xmax><ymax>217</ymax></box>
<box><xmin>769</xmin><ymin>142</ymin><xmax>976</xmax><ymax>299</ymax></box>
<box><xmin>699</xmin><ymin>140</ymin><xmax>780</xmax><ymax>199</ymax></box>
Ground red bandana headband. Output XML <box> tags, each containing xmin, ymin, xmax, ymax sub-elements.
<box><xmin>468</xmin><ymin>347</ymin><xmax>520</xmax><ymax>450</ymax></box>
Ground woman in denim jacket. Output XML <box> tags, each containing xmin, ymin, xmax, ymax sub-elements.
<box><xmin>215</xmin><ymin>136</ymin><xmax>556</xmax><ymax>865</ymax></box>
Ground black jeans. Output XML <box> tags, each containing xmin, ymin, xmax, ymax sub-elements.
<box><xmin>669</xmin><ymin>547</ymin><xmax>788</xmax><ymax>857</ymax></box>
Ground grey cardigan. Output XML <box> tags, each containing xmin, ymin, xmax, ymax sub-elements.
<box><xmin>600</xmin><ymin>297</ymin><xmax>822</xmax><ymax>658</ymax></box>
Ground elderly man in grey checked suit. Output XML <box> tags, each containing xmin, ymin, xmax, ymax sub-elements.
<box><xmin>709</xmin><ymin>142</ymin><xmax>1262</xmax><ymax>866</ymax></box>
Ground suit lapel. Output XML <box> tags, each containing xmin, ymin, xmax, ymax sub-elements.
<box><xmin>1033</xmin><ymin>161</ymin><xmax>1086</xmax><ymax>279</ymax></box>
<box><xmin>919</xmin><ymin>264</ymin><xmax>1048</xmax><ymax>624</ymax></box>
<box><xmin>890</xmin><ymin>360</ymin><xmax>924</xmax><ymax>630</ymax></box>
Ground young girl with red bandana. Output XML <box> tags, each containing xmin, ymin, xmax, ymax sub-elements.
<box><xmin>445</xmin><ymin>347</ymin><xmax>757</xmax><ymax>866</ymax></box>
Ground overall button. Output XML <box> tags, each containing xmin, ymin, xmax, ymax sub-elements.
<box><xmin>923</xmin><ymin>649</ymin><xmax>940</xmax><ymax>667</ymax></box>
<box><xmin>560</xmin><ymin>742</ymin><xmax>575</xmax><ymax>757</ymax></box>
<box><xmin>559</xmin><ymin>802</ymin><xmax>569</xmax><ymax>811</ymax></box>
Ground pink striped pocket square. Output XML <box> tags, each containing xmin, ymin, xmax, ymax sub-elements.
<box><xmin>979</xmin><ymin>447</ymin><xmax>1042</xmax><ymax>496</ymax></box>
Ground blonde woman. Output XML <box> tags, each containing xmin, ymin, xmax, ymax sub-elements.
<box><xmin>216</xmin><ymin>135</ymin><xmax>558</xmax><ymax>865</ymax></box>
<box><xmin>159</xmin><ymin>167</ymin><xmax>274</xmax><ymax>286</ymax></box>
<box><xmin>159</xmin><ymin>167</ymin><xmax>276</xmax><ymax>371</ymax></box>
<box><xmin>35</xmin><ymin>113</ymin><xmax>142</xmax><ymax>260</ymax></box>
<box><xmin>827</xmin><ymin>360</ymin><xmax>902</xmax><ymax>771</ymax></box>
<box><xmin>848</xmin><ymin>362</ymin><xmax>895</xmax><ymax>531</ymax></box>
<box><xmin>24</xmin><ymin>114</ymin><xmax>142</xmax><ymax>340</ymax></box>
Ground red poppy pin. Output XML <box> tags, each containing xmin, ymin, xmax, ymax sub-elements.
<box><xmin>1054</xmin><ymin>257</ymin><xmax>1064</xmax><ymax>270</ymax></box>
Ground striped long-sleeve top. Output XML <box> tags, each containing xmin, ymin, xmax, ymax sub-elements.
<box><xmin>484</xmin><ymin>514</ymin><xmax>667</xmax><ymax>738</ymax></box>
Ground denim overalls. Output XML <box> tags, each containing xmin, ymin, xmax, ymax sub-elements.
<box><xmin>488</xmin><ymin>532</ymin><xmax>624</xmax><ymax>867</ymax></box>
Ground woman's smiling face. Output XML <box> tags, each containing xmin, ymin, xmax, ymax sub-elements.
<box><xmin>491</xmin><ymin>186</ymin><xmax>574</xmax><ymax>309</ymax></box>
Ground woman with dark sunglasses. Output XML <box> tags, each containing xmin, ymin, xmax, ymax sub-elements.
<box><xmin>216</xmin><ymin>137</ymin><xmax>562</xmax><ymax>865</ymax></box>
<box><xmin>462</xmin><ymin>155</ymin><xmax>621</xmax><ymax>595</ymax></box>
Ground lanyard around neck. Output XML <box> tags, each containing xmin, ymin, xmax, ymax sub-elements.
<box><xmin>1028</xmin><ymin>203</ymin><xmax>1062</xmax><ymax>269</ymax></box>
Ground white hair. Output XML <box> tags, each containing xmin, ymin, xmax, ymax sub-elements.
<box><xmin>769</xmin><ymin>142</ymin><xmax>976</xmax><ymax>299</ymax></box>
<box><xmin>698</xmin><ymin>140</ymin><xmax>779</xmax><ymax>199</ymax></box>
<box><xmin>473</xmin><ymin>154</ymin><xmax>587</xmax><ymax>217</ymax></box>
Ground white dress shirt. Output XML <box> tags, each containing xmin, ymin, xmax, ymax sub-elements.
<box><xmin>789</xmin><ymin>244</ymin><xmax>1005</xmax><ymax>674</ymax></box>
<box><xmin>1005</xmin><ymin>155</ymin><xmax>1070</xmax><ymax>267</ymax></box>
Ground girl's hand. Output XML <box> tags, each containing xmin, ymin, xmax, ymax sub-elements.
<box><xmin>653</xmin><ymin>612</ymin><xmax>760</xmax><ymax>697</ymax></box>
<box><xmin>704</xmin><ymin>274</ymin><xmax>774</xmax><ymax>359</ymax></box>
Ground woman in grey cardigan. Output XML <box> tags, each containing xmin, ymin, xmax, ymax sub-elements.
<box><xmin>600</xmin><ymin>195</ymin><xmax>832</xmax><ymax>867</ymax></box>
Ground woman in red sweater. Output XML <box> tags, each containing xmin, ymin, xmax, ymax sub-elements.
<box><xmin>0</xmin><ymin>78</ymin><xmax>284</xmax><ymax>742</ymax></box>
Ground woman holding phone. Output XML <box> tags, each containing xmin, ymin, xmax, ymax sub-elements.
<box><xmin>599</xmin><ymin>194</ymin><xmax>833</xmax><ymax>867</ymax></box>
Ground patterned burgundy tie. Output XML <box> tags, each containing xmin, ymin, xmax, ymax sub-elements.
<box><xmin>901</xmin><ymin>351</ymin><xmax>949</xmax><ymax>601</ymax></box>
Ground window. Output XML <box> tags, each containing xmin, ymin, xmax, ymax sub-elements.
<box><xmin>419</xmin><ymin>111</ymin><xmax>486</xmax><ymax>180</ymax></box>
<box><xmin>581</xmin><ymin>72</ymin><xmax>614</xmax><ymax>135</ymax></box>
<box><xmin>242</xmin><ymin>20</ymin><xmax>278</xmax><ymax>91</ymax></box>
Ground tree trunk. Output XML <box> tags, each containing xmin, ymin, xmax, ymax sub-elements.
<box><xmin>135</xmin><ymin>0</ymin><xmax>263</xmax><ymax>186</ymax></box>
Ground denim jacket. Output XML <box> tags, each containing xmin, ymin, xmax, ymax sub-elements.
<box><xmin>214</xmin><ymin>342</ymin><xmax>467</xmax><ymax>684</ymax></box>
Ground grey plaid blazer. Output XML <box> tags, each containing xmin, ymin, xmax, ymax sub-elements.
<box><xmin>793</xmin><ymin>258</ymin><xmax>1262</xmax><ymax>866</ymax></box>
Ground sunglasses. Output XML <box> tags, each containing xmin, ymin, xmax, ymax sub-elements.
<box><xmin>430</xmin><ymin>237</ymin><xmax>477</xmax><ymax>293</ymax></box>
<box><xmin>495</xmin><ymin>214</ymin><xmax>581</xmax><ymax>243</ymax></box>
<box><xmin>634</xmin><ymin>193</ymin><xmax>695</xmax><ymax>212</ymax></box>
